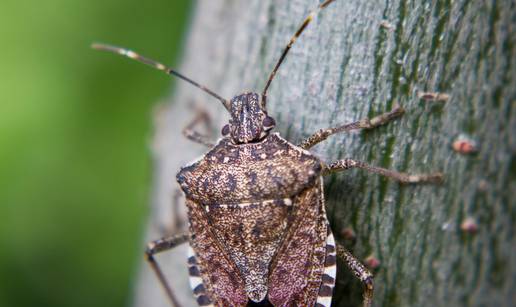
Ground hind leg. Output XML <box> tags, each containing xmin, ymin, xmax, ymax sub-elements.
<box><xmin>145</xmin><ymin>232</ymin><xmax>190</xmax><ymax>307</ymax></box>
<box><xmin>336</xmin><ymin>243</ymin><xmax>374</xmax><ymax>307</ymax></box>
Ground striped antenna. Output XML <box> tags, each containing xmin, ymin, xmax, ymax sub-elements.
<box><xmin>261</xmin><ymin>0</ymin><xmax>336</xmax><ymax>106</ymax></box>
<box><xmin>91</xmin><ymin>43</ymin><xmax>230</xmax><ymax>110</ymax></box>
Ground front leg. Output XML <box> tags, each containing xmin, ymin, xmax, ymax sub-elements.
<box><xmin>323</xmin><ymin>158</ymin><xmax>443</xmax><ymax>183</ymax></box>
<box><xmin>299</xmin><ymin>105</ymin><xmax>404</xmax><ymax>149</ymax></box>
<box><xmin>182</xmin><ymin>107</ymin><xmax>215</xmax><ymax>147</ymax></box>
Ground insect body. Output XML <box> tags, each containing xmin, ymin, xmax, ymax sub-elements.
<box><xmin>93</xmin><ymin>0</ymin><xmax>442</xmax><ymax>306</ymax></box>
<box><xmin>177</xmin><ymin>92</ymin><xmax>333</xmax><ymax>306</ymax></box>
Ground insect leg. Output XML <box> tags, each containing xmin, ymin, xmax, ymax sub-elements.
<box><xmin>323</xmin><ymin>158</ymin><xmax>443</xmax><ymax>183</ymax></box>
<box><xmin>182</xmin><ymin>107</ymin><xmax>215</xmax><ymax>147</ymax></box>
<box><xmin>145</xmin><ymin>232</ymin><xmax>190</xmax><ymax>307</ymax></box>
<box><xmin>336</xmin><ymin>244</ymin><xmax>374</xmax><ymax>307</ymax></box>
<box><xmin>299</xmin><ymin>105</ymin><xmax>404</xmax><ymax>149</ymax></box>
<box><xmin>159</xmin><ymin>189</ymin><xmax>186</xmax><ymax>236</ymax></box>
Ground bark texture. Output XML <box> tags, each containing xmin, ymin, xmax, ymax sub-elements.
<box><xmin>134</xmin><ymin>1</ymin><xmax>515</xmax><ymax>306</ymax></box>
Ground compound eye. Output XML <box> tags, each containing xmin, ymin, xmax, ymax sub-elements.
<box><xmin>262</xmin><ymin>116</ymin><xmax>276</xmax><ymax>129</ymax></box>
<box><xmin>221</xmin><ymin>124</ymin><xmax>230</xmax><ymax>136</ymax></box>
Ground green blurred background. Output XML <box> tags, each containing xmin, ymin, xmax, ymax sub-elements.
<box><xmin>0</xmin><ymin>1</ymin><xmax>192</xmax><ymax>306</ymax></box>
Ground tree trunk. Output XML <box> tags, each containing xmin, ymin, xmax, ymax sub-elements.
<box><xmin>134</xmin><ymin>0</ymin><xmax>515</xmax><ymax>306</ymax></box>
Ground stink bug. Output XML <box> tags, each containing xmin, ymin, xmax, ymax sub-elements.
<box><xmin>93</xmin><ymin>0</ymin><xmax>443</xmax><ymax>306</ymax></box>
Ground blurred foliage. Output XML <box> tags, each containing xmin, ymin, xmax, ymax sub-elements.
<box><xmin>0</xmin><ymin>0</ymin><xmax>192</xmax><ymax>306</ymax></box>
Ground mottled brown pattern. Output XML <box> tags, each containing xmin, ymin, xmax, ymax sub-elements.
<box><xmin>177</xmin><ymin>133</ymin><xmax>322</xmax><ymax>204</ymax></box>
<box><xmin>208</xmin><ymin>199</ymin><xmax>291</xmax><ymax>301</ymax></box>
<box><xmin>179</xmin><ymin>133</ymin><xmax>329</xmax><ymax>305</ymax></box>
<box><xmin>268</xmin><ymin>180</ymin><xmax>329</xmax><ymax>306</ymax></box>
<box><xmin>228</xmin><ymin>93</ymin><xmax>268</xmax><ymax>143</ymax></box>
<box><xmin>187</xmin><ymin>198</ymin><xmax>248</xmax><ymax>306</ymax></box>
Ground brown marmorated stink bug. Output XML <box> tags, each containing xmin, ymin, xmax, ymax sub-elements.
<box><xmin>93</xmin><ymin>0</ymin><xmax>443</xmax><ymax>306</ymax></box>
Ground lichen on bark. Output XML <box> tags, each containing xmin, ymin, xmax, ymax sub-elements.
<box><xmin>134</xmin><ymin>1</ymin><xmax>516</xmax><ymax>306</ymax></box>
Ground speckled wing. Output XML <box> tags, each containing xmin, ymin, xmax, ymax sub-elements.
<box><xmin>186</xmin><ymin>198</ymin><xmax>248</xmax><ymax>307</ymax></box>
<box><xmin>268</xmin><ymin>179</ymin><xmax>330</xmax><ymax>306</ymax></box>
<box><xmin>177</xmin><ymin>133</ymin><xmax>326</xmax><ymax>306</ymax></box>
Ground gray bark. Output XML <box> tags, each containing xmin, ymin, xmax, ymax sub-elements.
<box><xmin>134</xmin><ymin>0</ymin><xmax>516</xmax><ymax>306</ymax></box>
